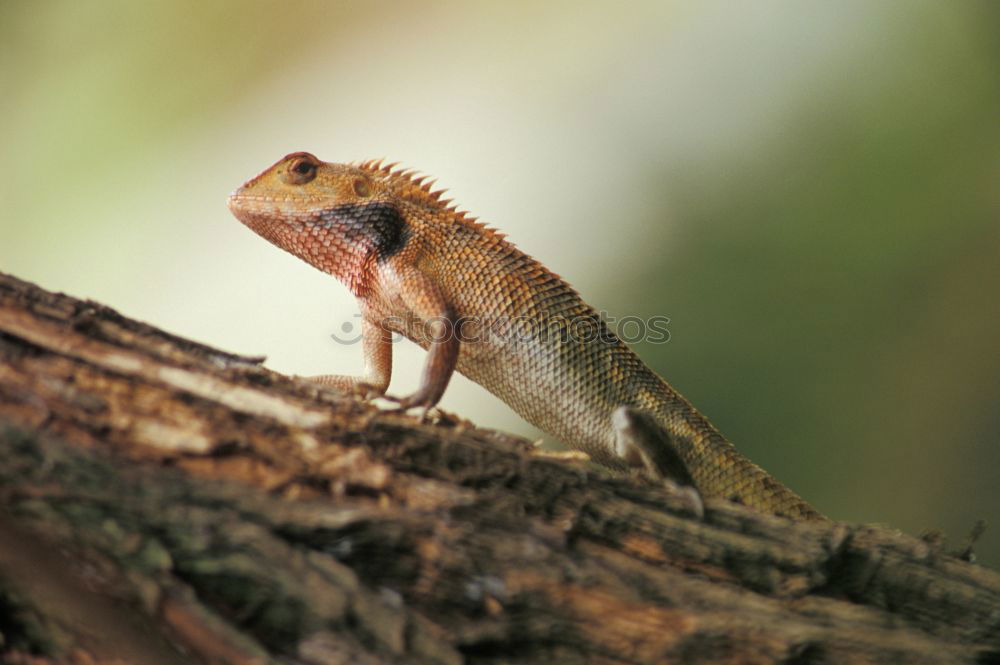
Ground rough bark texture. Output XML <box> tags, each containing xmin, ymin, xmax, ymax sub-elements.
<box><xmin>0</xmin><ymin>271</ymin><xmax>997</xmax><ymax>665</ymax></box>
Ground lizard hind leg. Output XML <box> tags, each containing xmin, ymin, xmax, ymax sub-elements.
<box><xmin>612</xmin><ymin>406</ymin><xmax>704</xmax><ymax>518</ymax></box>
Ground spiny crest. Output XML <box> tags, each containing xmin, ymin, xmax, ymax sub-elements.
<box><xmin>356</xmin><ymin>158</ymin><xmax>576</xmax><ymax>294</ymax></box>
<box><xmin>353</xmin><ymin>159</ymin><xmax>539</xmax><ymax>263</ymax></box>
<box><xmin>355</xmin><ymin>159</ymin><xmax>474</xmax><ymax>222</ymax></box>
<box><xmin>357</xmin><ymin>159</ymin><xmax>445</xmax><ymax>201</ymax></box>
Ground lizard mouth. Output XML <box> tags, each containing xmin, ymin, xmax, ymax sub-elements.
<box><xmin>226</xmin><ymin>192</ymin><xmax>331</xmax><ymax>230</ymax></box>
<box><xmin>228</xmin><ymin>191</ymin><xmax>330</xmax><ymax>206</ymax></box>
<box><xmin>226</xmin><ymin>191</ymin><xmax>252</xmax><ymax>220</ymax></box>
<box><xmin>228</xmin><ymin>191</ymin><xmax>294</xmax><ymax>218</ymax></box>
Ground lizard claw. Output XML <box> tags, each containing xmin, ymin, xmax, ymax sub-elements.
<box><xmin>670</xmin><ymin>482</ymin><xmax>705</xmax><ymax>520</ymax></box>
<box><xmin>297</xmin><ymin>375</ymin><xmax>387</xmax><ymax>401</ymax></box>
<box><xmin>387</xmin><ymin>387</ymin><xmax>443</xmax><ymax>423</ymax></box>
<box><xmin>393</xmin><ymin>385</ymin><xmax>440</xmax><ymax>410</ymax></box>
<box><xmin>352</xmin><ymin>382</ymin><xmax>388</xmax><ymax>400</ymax></box>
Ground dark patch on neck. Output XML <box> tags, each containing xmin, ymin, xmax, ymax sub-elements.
<box><xmin>319</xmin><ymin>201</ymin><xmax>410</xmax><ymax>261</ymax></box>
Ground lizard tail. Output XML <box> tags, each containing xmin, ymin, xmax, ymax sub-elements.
<box><xmin>650</xmin><ymin>402</ymin><xmax>826</xmax><ymax>520</ymax></box>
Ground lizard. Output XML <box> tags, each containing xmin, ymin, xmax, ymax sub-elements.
<box><xmin>228</xmin><ymin>151</ymin><xmax>824</xmax><ymax>520</ymax></box>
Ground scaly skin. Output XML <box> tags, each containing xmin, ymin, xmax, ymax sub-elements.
<box><xmin>228</xmin><ymin>152</ymin><xmax>824</xmax><ymax>520</ymax></box>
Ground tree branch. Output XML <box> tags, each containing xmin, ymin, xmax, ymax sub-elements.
<box><xmin>0</xmin><ymin>271</ymin><xmax>997</xmax><ymax>664</ymax></box>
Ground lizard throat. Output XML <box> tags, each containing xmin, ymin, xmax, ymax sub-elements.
<box><xmin>229</xmin><ymin>198</ymin><xmax>410</xmax><ymax>296</ymax></box>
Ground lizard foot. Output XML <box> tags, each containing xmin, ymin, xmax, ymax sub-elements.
<box><xmin>296</xmin><ymin>375</ymin><xmax>387</xmax><ymax>401</ymax></box>
<box><xmin>612</xmin><ymin>406</ymin><xmax>705</xmax><ymax>519</ymax></box>
<box><xmin>374</xmin><ymin>392</ymin><xmax>430</xmax><ymax>422</ymax></box>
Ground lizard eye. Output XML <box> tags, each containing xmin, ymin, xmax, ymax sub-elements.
<box><xmin>352</xmin><ymin>177</ymin><xmax>371</xmax><ymax>198</ymax></box>
<box><xmin>285</xmin><ymin>156</ymin><xmax>318</xmax><ymax>185</ymax></box>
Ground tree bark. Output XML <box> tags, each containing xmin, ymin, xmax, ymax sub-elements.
<box><xmin>0</xmin><ymin>271</ymin><xmax>996</xmax><ymax>665</ymax></box>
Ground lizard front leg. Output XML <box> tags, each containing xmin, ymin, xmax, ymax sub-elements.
<box><xmin>306</xmin><ymin>314</ymin><xmax>392</xmax><ymax>399</ymax></box>
<box><xmin>390</xmin><ymin>269</ymin><xmax>460</xmax><ymax>411</ymax></box>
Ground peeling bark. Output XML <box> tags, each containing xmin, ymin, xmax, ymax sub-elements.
<box><xmin>0</xmin><ymin>271</ymin><xmax>997</xmax><ymax>665</ymax></box>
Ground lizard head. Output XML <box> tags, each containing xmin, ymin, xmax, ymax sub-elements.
<box><xmin>228</xmin><ymin>152</ymin><xmax>409</xmax><ymax>295</ymax></box>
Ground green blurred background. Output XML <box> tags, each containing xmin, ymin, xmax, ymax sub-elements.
<box><xmin>2</xmin><ymin>1</ymin><xmax>998</xmax><ymax>566</ymax></box>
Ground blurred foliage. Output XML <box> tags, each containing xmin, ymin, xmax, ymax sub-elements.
<box><xmin>626</xmin><ymin>0</ymin><xmax>1000</xmax><ymax>560</ymax></box>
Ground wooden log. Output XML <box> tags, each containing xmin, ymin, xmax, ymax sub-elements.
<box><xmin>0</xmin><ymin>271</ymin><xmax>997</xmax><ymax>664</ymax></box>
